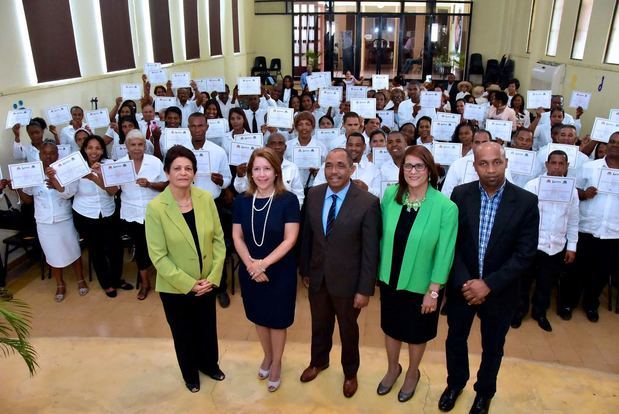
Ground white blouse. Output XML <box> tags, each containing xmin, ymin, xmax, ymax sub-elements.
<box><xmin>23</xmin><ymin>182</ymin><xmax>78</xmax><ymax>224</ymax></box>
<box><xmin>72</xmin><ymin>161</ymin><xmax>116</xmax><ymax>219</ymax></box>
<box><xmin>119</xmin><ymin>154</ymin><xmax>167</xmax><ymax>224</ymax></box>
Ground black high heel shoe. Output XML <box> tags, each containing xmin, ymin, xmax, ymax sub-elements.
<box><xmin>185</xmin><ymin>382</ymin><xmax>200</xmax><ymax>393</ymax></box>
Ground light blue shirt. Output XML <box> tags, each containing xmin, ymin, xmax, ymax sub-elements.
<box><xmin>322</xmin><ymin>182</ymin><xmax>351</xmax><ymax>234</ymax></box>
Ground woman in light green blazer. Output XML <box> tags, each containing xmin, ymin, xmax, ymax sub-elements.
<box><xmin>145</xmin><ymin>146</ymin><xmax>226</xmax><ymax>393</ymax></box>
<box><xmin>376</xmin><ymin>145</ymin><xmax>458</xmax><ymax>403</ymax></box>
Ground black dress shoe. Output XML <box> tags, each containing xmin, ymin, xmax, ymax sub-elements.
<box><xmin>469</xmin><ymin>394</ymin><xmax>492</xmax><ymax>414</ymax></box>
<box><xmin>533</xmin><ymin>315</ymin><xmax>552</xmax><ymax>332</ymax></box>
<box><xmin>185</xmin><ymin>382</ymin><xmax>200</xmax><ymax>393</ymax></box>
<box><xmin>585</xmin><ymin>309</ymin><xmax>599</xmax><ymax>323</ymax></box>
<box><xmin>376</xmin><ymin>364</ymin><xmax>402</xmax><ymax>395</ymax></box>
<box><xmin>205</xmin><ymin>367</ymin><xmax>226</xmax><ymax>381</ymax></box>
<box><xmin>118</xmin><ymin>280</ymin><xmax>134</xmax><ymax>290</ymax></box>
<box><xmin>438</xmin><ymin>387</ymin><xmax>462</xmax><ymax>412</ymax></box>
<box><xmin>105</xmin><ymin>289</ymin><xmax>118</xmax><ymax>298</ymax></box>
<box><xmin>557</xmin><ymin>307</ymin><xmax>572</xmax><ymax>321</ymax></box>
<box><xmin>217</xmin><ymin>292</ymin><xmax>230</xmax><ymax>308</ymax></box>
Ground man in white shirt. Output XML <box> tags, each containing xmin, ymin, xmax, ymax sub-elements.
<box><xmin>532</xmin><ymin>125</ymin><xmax>590</xmax><ymax>178</ymax></box>
<box><xmin>508</xmin><ymin>129</ymin><xmax>536</xmax><ymax>188</ymax></box>
<box><xmin>512</xmin><ymin>150</ymin><xmax>579</xmax><ymax>332</ymax></box>
<box><xmin>175</xmin><ymin>81</ymin><xmax>204</xmax><ymax>127</ymax></box>
<box><xmin>216</xmin><ymin>84</ymin><xmax>238</xmax><ymax>120</ymax></box>
<box><xmin>234</xmin><ymin>132</ymin><xmax>304</xmax><ymax>207</ymax></box>
<box><xmin>379</xmin><ymin>131</ymin><xmax>407</xmax><ymax>189</ymax></box>
<box><xmin>313</xmin><ymin>132</ymin><xmax>380</xmax><ymax>197</ymax></box>
<box><xmin>559</xmin><ymin>132</ymin><xmax>619</xmax><ymax>323</ymax></box>
<box><xmin>244</xmin><ymin>95</ymin><xmax>267</xmax><ymax>134</ymax></box>
<box><xmin>442</xmin><ymin>130</ymin><xmax>493</xmax><ymax>197</ymax></box>
<box><xmin>397</xmin><ymin>81</ymin><xmax>422</xmax><ymax>125</ymax></box>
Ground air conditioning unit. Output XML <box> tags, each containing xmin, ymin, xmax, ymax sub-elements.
<box><xmin>530</xmin><ymin>61</ymin><xmax>565</xmax><ymax>93</ymax></box>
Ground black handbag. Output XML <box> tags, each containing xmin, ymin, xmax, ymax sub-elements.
<box><xmin>0</xmin><ymin>194</ymin><xmax>23</xmax><ymax>230</ymax></box>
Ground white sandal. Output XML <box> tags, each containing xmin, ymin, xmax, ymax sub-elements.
<box><xmin>258</xmin><ymin>368</ymin><xmax>270</xmax><ymax>380</ymax></box>
<box><xmin>77</xmin><ymin>279</ymin><xmax>89</xmax><ymax>296</ymax></box>
<box><xmin>267</xmin><ymin>378</ymin><xmax>281</xmax><ymax>392</ymax></box>
<box><xmin>55</xmin><ymin>284</ymin><xmax>66</xmax><ymax>303</ymax></box>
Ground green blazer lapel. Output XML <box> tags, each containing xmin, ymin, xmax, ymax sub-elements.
<box><xmin>191</xmin><ymin>187</ymin><xmax>206</xmax><ymax>255</ymax></box>
<box><xmin>162</xmin><ymin>188</ymin><xmax>198</xmax><ymax>255</ymax></box>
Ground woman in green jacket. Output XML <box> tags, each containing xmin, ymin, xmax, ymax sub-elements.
<box><xmin>145</xmin><ymin>145</ymin><xmax>226</xmax><ymax>393</ymax></box>
<box><xmin>376</xmin><ymin>145</ymin><xmax>458</xmax><ymax>403</ymax></box>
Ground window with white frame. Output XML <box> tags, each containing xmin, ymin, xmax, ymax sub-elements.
<box><xmin>546</xmin><ymin>0</ymin><xmax>565</xmax><ymax>56</ymax></box>
<box><xmin>606</xmin><ymin>2</ymin><xmax>619</xmax><ymax>64</ymax></box>
<box><xmin>571</xmin><ymin>0</ymin><xmax>594</xmax><ymax>60</ymax></box>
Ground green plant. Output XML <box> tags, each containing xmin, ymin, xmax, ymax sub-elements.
<box><xmin>306</xmin><ymin>50</ymin><xmax>321</xmax><ymax>70</ymax></box>
<box><xmin>450</xmin><ymin>52</ymin><xmax>465</xmax><ymax>69</ymax></box>
<box><xmin>0</xmin><ymin>298</ymin><xmax>38</xmax><ymax>376</ymax></box>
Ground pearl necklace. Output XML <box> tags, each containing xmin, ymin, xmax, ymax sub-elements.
<box><xmin>251</xmin><ymin>191</ymin><xmax>275</xmax><ymax>247</ymax></box>
<box><xmin>403</xmin><ymin>191</ymin><xmax>425</xmax><ymax>212</ymax></box>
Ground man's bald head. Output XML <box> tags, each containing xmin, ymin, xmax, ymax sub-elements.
<box><xmin>474</xmin><ymin>142</ymin><xmax>507</xmax><ymax>194</ymax></box>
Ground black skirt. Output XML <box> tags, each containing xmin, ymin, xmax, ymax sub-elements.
<box><xmin>379</xmin><ymin>281</ymin><xmax>444</xmax><ymax>344</ymax></box>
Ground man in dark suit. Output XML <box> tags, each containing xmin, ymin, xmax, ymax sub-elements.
<box><xmin>439</xmin><ymin>142</ymin><xmax>539</xmax><ymax>414</ymax></box>
<box><xmin>299</xmin><ymin>148</ymin><xmax>381</xmax><ymax>398</ymax></box>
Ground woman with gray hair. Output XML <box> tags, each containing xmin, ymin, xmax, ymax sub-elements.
<box><xmin>118</xmin><ymin>129</ymin><xmax>168</xmax><ymax>299</ymax></box>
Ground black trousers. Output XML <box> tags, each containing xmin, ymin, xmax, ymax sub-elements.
<box><xmin>445</xmin><ymin>294</ymin><xmax>514</xmax><ymax>398</ymax></box>
<box><xmin>561</xmin><ymin>233</ymin><xmax>619</xmax><ymax>311</ymax></box>
<box><xmin>308</xmin><ymin>282</ymin><xmax>361</xmax><ymax>379</ymax></box>
<box><xmin>160</xmin><ymin>291</ymin><xmax>220</xmax><ymax>385</ymax></box>
<box><xmin>517</xmin><ymin>249</ymin><xmax>564</xmax><ymax>318</ymax></box>
<box><xmin>125</xmin><ymin>221</ymin><xmax>151</xmax><ymax>271</ymax></box>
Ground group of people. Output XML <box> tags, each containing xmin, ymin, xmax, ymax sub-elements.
<box><xmin>1</xmin><ymin>70</ymin><xmax>618</xmax><ymax>414</ymax></box>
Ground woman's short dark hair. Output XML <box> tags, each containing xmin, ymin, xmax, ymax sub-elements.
<box><xmin>414</xmin><ymin>116</ymin><xmax>432</xmax><ymax>139</ymax></box>
<box><xmin>80</xmin><ymin>135</ymin><xmax>109</xmax><ymax>162</ymax></box>
<box><xmin>163</xmin><ymin>145</ymin><xmax>197</xmax><ymax>174</ymax></box>
<box><xmin>318</xmin><ymin>115</ymin><xmax>334</xmax><ymax>126</ymax></box>
<box><xmin>153</xmin><ymin>85</ymin><xmax>166</xmax><ymax>95</ymax></box>
<box><xmin>494</xmin><ymin>91</ymin><xmax>509</xmax><ymax>105</ymax></box>
<box><xmin>395</xmin><ymin>145</ymin><xmax>439</xmax><ymax>204</ymax></box>
<box><xmin>27</xmin><ymin>117</ymin><xmax>47</xmax><ymax>130</ymax></box>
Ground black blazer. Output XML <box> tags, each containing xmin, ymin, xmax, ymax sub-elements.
<box><xmin>300</xmin><ymin>182</ymin><xmax>381</xmax><ymax>298</ymax></box>
<box><xmin>449</xmin><ymin>180</ymin><xmax>539</xmax><ymax>307</ymax></box>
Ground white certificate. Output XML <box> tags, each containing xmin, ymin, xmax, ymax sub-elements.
<box><xmin>377</xmin><ymin>110</ymin><xmax>394</xmax><ymax>129</ymax></box>
<box><xmin>597</xmin><ymin>167</ymin><xmax>619</xmax><ymax>195</ymax></box>
<box><xmin>372</xmin><ymin>74</ymin><xmax>389</xmax><ymax>90</ymax></box>
<box><xmin>50</xmin><ymin>152</ymin><xmax>90</xmax><ymax>186</ymax></box>
<box><xmin>431</xmin><ymin>120</ymin><xmax>458</xmax><ymax>141</ymax></box>
<box><xmin>463</xmin><ymin>103</ymin><xmax>486</xmax><ymax>123</ymax></box>
<box><xmin>346</xmin><ymin>85</ymin><xmax>368</xmax><ymax>101</ymax></box>
<box><xmin>238</xmin><ymin>77</ymin><xmax>261</xmax><ymax>95</ymax></box>
<box><xmin>85</xmin><ymin>108</ymin><xmax>110</xmax><ymax>129</ymax></box>
<box><xmin>314</xmin><ymin>129</ymin><xmax>339</xmax><ymax>148</ymax></box>
<box><xmin>372</xmin><ymin>147</ymin><xmax>391</xmax><ymax>168</ymax></box>
<box><xmin>420</xmin><ymin>91</ymin><xmax>443</xmax><ymax>108</ymax></box>
<box><xmin>101</xmin><ymin>160</ymin><xmax>136</xmax><ymax>187</ymax></box>
<box><xmin>8</xmin><ymin>161</ymin><xmax>45</xmax><ymax>189</ymax></box>
<box><xmin>206</xmin><ymin>119</ymin><xmax>228</xmax><ymax>138</ymax></box>
<box><xmin>485</xmin><ymin>119</ymin><xmax>513</xmax><ymax>141</ymax></box>
<box><xmin>350</xmin><ymin>98</ymin><xmax>376</xmax><ymax>119</ymax></box>
<box><xmin>229</xmin><ymin>142</ymin><xmax>260</xmax><ymax>166</ymax></box>
<box><xmin>292</xmin><ymin>147</ymin><xmax>322</xmax><ymax>169</ymax></box>
<box><xmin>5</xmin><ymin>109</ymin><xmax>32</xmax><ymax>129</ymax></box>
<box><xmin>318</xmin><ymin>87</ymin><xmax>343</xmax><ymax>108</ymax></box>
<box><xmin>148</xmin><ymin>68</ymin><xmax>167</xmax><ymax>85</ymax></box>
<box><xmin>164</xmin><ymin>128</ymin><xmax>192</xmax><ymax>150</ymax></box>
<box><xmin>193</xmin><ymin>150</ymin><xmax>211</xmax><ymax>175</ymax></box>
<box><xmin>196</xmin><ymin>77</ymin><xmax>225</xmax><ymax>93</ymax></box>
<box><xmin>144</xmin><ymin>62</ymin><xmax>161</xmax><ymax>75</ymax></box>
<box><xmin>437</xmin><ymin>112</ymin><xmax>461</xmax><ymax>123</ymax></box>
<box><xmin>318</xmin><ymin>71</ymin><xmax>332</xmax><ymax>88</ymax></box>
<box><xmin>505</xmin><ymin>148</ymin><xmax>536</xmax><ymax>175</ymax></box>
<box><xmin>527</xmin><ymin>90</ymin><xmax>552</xmax><ymax>109</ymax></box>
<box><xmin>464</xmin><ymin>160</ymin><xmax>479</xmax><ymax>183</ymax></box>
<box><xmin>568</xmin><ymin>91</ymin><xmax>591</xmax><ymax>110</ymax></box>
<box><xmin>233</xmin><ymin>133</ymin><xmax>263</xmax><ymax>146</ymax></box>
<box><xmin>380</xmin><ymin>181</ymin><xmax>397</xmax><ymax>199</ymax></box>
<box><xmin>418</xmin><ymin>107</ymin><xmax>437</xmax><ymax>120</ymax></box>
<box><xmin>46</xmin><ymin>105</ymin><xmax>72</xmax><ymax>125</ymax></box>
<box><xmin>306</xmin><ymin>74</ymin><xmax>325</xmax><ymax>92</ymax></box>
<box><xmin>267</xmin><ymin>107</ymin><xmax>294</xmax><ymax>129</ymax></box>
<box><xmin>433</xmin><ymin>142</ymin><xmax>462</xmax><ymax>165</ymax></box>
<box><xmin>57</xmin><ymin>144</ymin><xmax>72</xmax><ymax>159</ymax></box>
<box><xmin>121</xmin><ymin>83</ymin><xmax>142</xmax><ymax>100</ymax></box>
<box><xmin>609</xmin><ymin>109</ymin><xmax>619</xmax><ymax>122</ymax></box>
<box><xmin>538</xmin><ymin>176</ymin><xmax>575</xmax><ymax>203</ymax></box>
<box><xmin>548</xmin><ymin>143</ymin><xmax>579</xmax><ymax>167</ymax></box>
<box><xmin>171</xmin><ymin>72</ymin><xmax>191</xmax><ymax>88</ymax></box>
<box><xmin>590</xmin><ymin>117</ymin><xmax>619</xmax><ymax>144</ymax></box>
<box><xmin>112</xmin><ymin>144</ymin><xmax>128</xmax><ymax>160</ymax></box>
<box><xmin>154</xmin><ymin>96</ymin><xmax>177</xmax><ymax>111</ymax></box>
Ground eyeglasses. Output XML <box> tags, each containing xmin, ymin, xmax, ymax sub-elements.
<box><xmin>402</xmin><ymin>163</ymin><xmax>427</xmax><ymax>172</ymax></box>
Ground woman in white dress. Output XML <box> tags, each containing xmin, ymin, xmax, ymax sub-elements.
<box><xmin>13</xmin><ymin>140</ymin><xmax>88</xmax><ymax>302</ymax></box>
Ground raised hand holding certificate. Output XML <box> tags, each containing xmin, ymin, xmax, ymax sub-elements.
<box><xmin>433</xmin><ymin>142</ymin><xmax>462</xmax><ymax>165</ymax></box>
<box><xmin>597</xmin><ymin>167</ymin><xmax>619</xmax><ymax>195</ymax></box>
<box><xmin>233</xmin><ymin>133</ymin><xmax>263</xmax><ymax>146</ymax></box>
<box><xmin>238</xmin><ymin>77</ymin><xmax>261</xmax><ymax>95</ymax></box>
<box><xmin>372</xmin><ymin>147</ymin><xmax>391</xmax><ymax>168</ymax></box>
<box><xmin>431</xmin><ymin>120</ymin><xmax>458</xmax><ymax>141</ymax></box>
<box><xmin>569</xmin><ymin>91</ymin><xmax>591</xmax><ymax>110</ymax></box>
<box><xmin>548</xmin><ymin>143</ymin><xmax>578</xmax><ymax>166</ymax></box>
<box><xmin>609</xmin><ymin>109</ymin><xmax>619</xmax><ymax>122</ymax></box>
<box><xmin>171</xmin><ymin>72</ymin><xmax>191</xmax><ymax>88</ymax></box>
<box><xmin>504</xmin><ymin>148</ymin><xmax>536</xmax><ymax>175</ymax></box>
<box><xmin>154</xmin><ymin>96</ymin><xmax>177</xmax><ymax>111</ymax></box>
<box><xmin>5</xmin><ymin>109</ymin><xmax>32</xmax><ymax>129</ymax></box>
<box><xmin>485</xmin><ymin>119</ymin><xmax>513</xmax><ymax>141</ymax></box>
<box><xmin>193</xmin><ymin>150</ymin><xmax>212</xmax><ymax>175</ymax></box>
<box><xmin>148</xmin><ymin>69</ymin><xmax>167</xmax><ymax>84</ymax></box>
<box><xmin>372</xmin><ymin>74</ymin><xmax>389</xmax><ymax>90</ymax></box>
<box><xmin>101</xmin><ymin>160</ymin><xmax>137</xmax><ymax>187</ymax></box>
<box><xmin>144</xmin><ymin>62</ymin><xmax>161</xmax><ymax>76</ymax></box>
<box><xmin>538</xmin><ymin>176</ymin><xmax>575</xmax><ymax>203</ymax></box>
<box><xmin>267</xmin><ymin>107</ymin><xmax>294</xmax><ymax>129</ymax></box>
<box><xmin>590</xmin><ymin>117</ymin><xmax>619</xmax><ymax>143</ymax></box>
<box><xmin>50</xmin><ymin>152</ymin><xmax>90</xmax><ymax>186</ymax></box>
<box><xmin>306</xmin><ymin>74</ymin><xmax>324</xmax><ymax>92</ymax></box>
<box><xmin>377</xmin><ymin>110</ymin><xmax>395</xmax><ymax>129</ymax></box>
<box><xmin>205</xmin><ymin>77</ymin><xmax>226</xmax><ymax>93</ymax></box>
<box><xmin>463</xmin><ymin>103</ymin><xmax>486</xmax><ymax>123</ymax></box>
<box><xmin>292</xmin><ymin>147</ymin><xmax>322</xmax><ymax>169</ymax></box>
<box><xmin>8</xmin><ymin>161</ymin><xmax>45</xmax><ymax>189</ymax></box>
<box><xmin>85</xmin><ymin>108</ymin><xmax>110</xmax><ymax>129</ymax></box>
<box><xmin>350</xmin><ymin>98</ymin><xmax>376</xmax><ymax>119</ymax></box>
<box><xmin>164</xmin><ymin>128</ymin><xmax>192</xmax><ymax>149</ymax></box>
<box><xmin>346</xmin><ymin>85</ymin><xmax>368</xmax><ymax>101</ymax></box>
<box><xmin>121</xmin><ymin>83</ymin><xmax>142</xmax><ymax>100</ymax></box>
<box><xmin>420</xmin><ymin>91</ymin><xmax>442</xmax><ymax>108</ymax></box>
<box><xmin>318</xmin><ymin>87</ymin><xmax>343</xmax><ymax>108</ymax></box>
<box><xmin>437</xmin><ymin>112</ymin><xmax>461</xmax><ymax>123</ymax></box>
<box><xmin>207</xmin><ymin>119</ymin><xmax>227</xmax><ymax>138</ymax></box>
<box><xmin>527</xmin><ymin>90</ymin><xmax>552</xmax><ymax>109</ymax></box>
<box><xmin>46</xmin><ymin>105</ymin><xmax>72</xmax><ymax>125</ymax></box>
<box><xmin>229</xmin><ymin>142</ymin><xmax>260</xmax><ymax>166</ymax></box>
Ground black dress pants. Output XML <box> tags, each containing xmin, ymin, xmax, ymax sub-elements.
<box><xmin>308</xmin><ymin>281</ymin><xmax>361</xmax><ymax>379</ymax></box>
<box><xmin>445</xmin><ymin>293</ymin><xmax>514</xmax><ymax>398</ymax></box>
<box><xmin>160</xmin><ymin>291</ymin><xmax>220</xmax><ymax>385</ymax></box>
<box><xmin>561</xmin><ymin>233</ymin><xmax>619</xmax><ymax>311</ymax></box>
<box><xmin>518</xmin><ymin>249</ymin><xmax>564</xmax><ymax>318</ymax></box>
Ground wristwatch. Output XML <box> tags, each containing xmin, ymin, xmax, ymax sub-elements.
<box><xmin>429</xmin><ymin>290</ymin><xmax>439</xmax><ymax>299</ymax></box>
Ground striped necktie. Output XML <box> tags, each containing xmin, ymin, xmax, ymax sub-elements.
<box><xmin>326</xmin><ymin>194</ymin><xmax>338</xmax><ymax>237</ymax></box>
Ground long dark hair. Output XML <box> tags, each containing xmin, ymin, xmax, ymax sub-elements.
<box><xmin>451</xmin><ymin>122</ymin><xmax>476</xmax><ymax>143</ymax></box>
<box><xmin>203</xmin><ymin>99</ymin><xmax>223</xmax><ymax>119</ymax></box>
<box><xmin>228</xmin><ymin>107</ymin><xmax>250</xmax><ymax>132</ymax></box>
<box><xmin>118</xmin><ymin>115</ymin><xmax>140</xmax><ymax>144</ymax></box>
<box><xmin>80</xmin><ymin>134</ymin><xmax>109</xmax><ymax>163</ymax></box>
<box><xmin>395</xmin><ymin>145</ymin><xmax>439</xmax><ymax>204</ymax></box>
